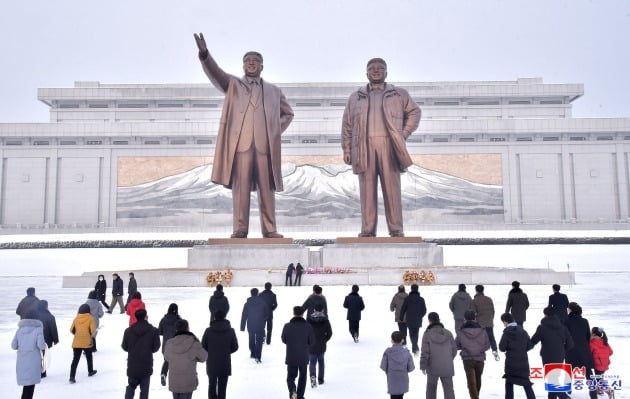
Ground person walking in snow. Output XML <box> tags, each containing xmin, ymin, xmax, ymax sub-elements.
<box><xmin>399</xmin><ymin>284</ymin><xmax>427</xmax><ymax>355</ymax></box>
<box><xmin>107</xmin><ymin>273</ymin><xmax>125</xmax><ymax>314</ymax></box>
<box><xmin>68</xmin><ymin>304</ymin><xmax>97</xmax><ymax>384</ymax></box>
<box><xmin>499</xmin><ymin>312</ymin><xmax>535</xmax><ymax>399</ymax></box>
<box><xmin>302</xmin><ymin>285</ymin><xmax>328</xmax><ymax>319</ymax></box>
<box><xmin>94</xmin><ymin>274</ymin><xmax>110</xmax><ymax>310</ymax></box>
<box><xmin>121</xmin><ymin>309</ymin><xmax>161</xmax><ymax>399</ymax></box>
<box><xmin>472</xmin><ymin>284</ymin><xmax>500</xmax><ymax>361</ymax></box>
<box><xmin>449</xmin><ymin>283</ymin><xmax>473</xmax><ymax>333</ymax></box>
<box><xmin>202</xmin><ymin>310</ymin><xmax>239</xmax><ymax>399</ymax></box>
<box><xmin>11</xmin><ymin>310</ymin><xmax>46</xmax><ymax>399</ymax></box>
<box><xmin>84</xmin><ymin>291</ymin><xmax>103</xmax><ymax>352</ymax></box>
<box><xmin>548</xmin><ymin>284</ymin><xmax>569</xmax><ymax>323</ymax></box>
<box><xmin>158</xmin><ymin>303</ymin><xmax>182</xmax><ymax>386</ymax></box>
<box><xmin>455</xmin><ymin>310</ymin><xmax>490</xmax><ymax>399</ymax></box>
<box><xmin>240</xmin><ymin>288</ymin><xmax>270</xmax><ymax>363</ymax></box>
<box><xmin>164</xmin><ymin>319</ymin><xmax>207</xmax><ymax>399</ymax></box>
<box><xmin>505</xmin><ymin>281</ymin><xmax>529</xmax><ymax>327</ymax></box>
<box><xmin>16</xmin><ymin>287</ymin><xmax>39</xmax><ymax>320</ymax></box>
<box><xmin>380</xmin><ymin>331</ymin><xmax>414</xmax><ymax>399</ymax></box>
<box><xmin>126</xmin><ymin>292</ymin><xmax>146</xmax><ymax>326</ymax></box>
<box><xmin>307</xmin><ymin>303</ymin><xmax>332</xmax><ymax>387</ymax></box>
<box><xmin>209</xmin><ymin>284</ymin><xmax>230</xmax><ymax>323</ymax></box>
<box><xmin>343</xmin><ymin>284</ymin><xmax>365</xmax><ymax>342</ymax></box>
<box><xmin>259</xmin><ymin>282</ymin><xmax>278</xmax><ymax>345</ymax></box>
<box><xmin>390</xmin><ymin>285</ymin><xmax>408</xmax><ymax>344</ymax></box>
<box><xmin>282</xmin><ymin>306</ymin><xmax>314</xmax><ymax>399</ymax></box>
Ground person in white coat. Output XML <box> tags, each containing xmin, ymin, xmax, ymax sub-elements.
<box><xmin>12</xmin><ymin>311</ymin><xmax>47</xmax><ymax>399</ymax></box>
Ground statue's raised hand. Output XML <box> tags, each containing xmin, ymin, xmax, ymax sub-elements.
<box><xmin>194</xmin><ymin>32</ymin><xmax>208</xmax><ymax>54</ymax></box>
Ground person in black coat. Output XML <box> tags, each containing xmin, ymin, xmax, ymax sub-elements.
<box><xmin>259</xmin><ymin>282</ymin><xmax>278</xmax><ymax>345</ymax></box>
<box><xmin>158</xmin><ymin>303</ymin><xmax>181</xmax><ymax>385</ymax></box>
<box><xmin>343</xmin><ymin>284</ymin><xmax>365</xmax><ymax>342</ymax></box>
<box><xmin>295</xmin><ymin>263</ymin><xmax>304</xmax><ymax>286</ymax></box>
<box><xmin>282</xmin><ymin>306</ymin><xmax>314</xmax><ymax>399</ymax></box>
<box><xmin>302</xmin><ymin>285</ymin><xmax>328</xmax><ymax>319</ymax></box>
<box><xmin>107</xmin><ymin>273</ymin><xmax>124</xmax><ymax>314</ymax></box>
<box><xmin>285</xmin><ymin>263</ymin><xmax>295</xmax><ymax>286</ymax></box>
<box><xmin>564</xmin><ymin>302</ymin><xmax>597</xmax><ymax>399</ymax></box>
<box><xmin>36</xmin><ymin>300</ymin><xmax>58</xmax><ymax>378</ymax></box>
<box><xmin>399</xmin><ymin>284</ymin><xmax>427</xmax><ymax>355</ymax></box>
<box><xmin>240</xmin><ymin>288</ymin><xmax>270</xmax><ymax>363</ymax></box>
<box><xmin>209</xmin><ymin>284</ymin><xmax>230</xmax><ymax>323</ymax></box>
<box><xmin>121</xmin><ymin>309</ymin><xmax>161</xmax><ymax>399</ymax></box>
<box><xmin>126</xmin><ymin>272</ymin><xmax>138</xmax><ymax>308</ymax></box>
<box><xmin>499</xmin><ymin>313</ymin><xmax>536</xmax><ymax>399</ymax></box>
<box><xmin>94</xmin><ymin>275</ymin><xmax>109</xmax><ymax>310</ymax></box>
<box><xmin>548</xmin><ymin>284</ymin><xmax>569</xmax><ymax>323</ymax></box>
<box><xmin>308</xmin><ymin>303</ymin><xmax>332</xmax><ymax>387</ymax></box>
<box><xmin>505</xmin><ymin>281</ymin><xmax>529</xmax><ymax>326</ymax></box>
<box><xmin>531</xmin><ymin>307</ymin><xmax>574</xmax><ymax>399</ymax></box>
<box><xmin>202</xmin><ymin>310</ymin><xmax>238</xmax><ymax>399</ymax></box>
<box><xmin>16</xmin><ymin>287</ymin><xmax>39</xmax><ymax>319</ymax></box>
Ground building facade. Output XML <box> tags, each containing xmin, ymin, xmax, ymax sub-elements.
<box><xmin>1</xmin><ymin>77</ymin><xmax>629</xmax><ymax>233</ymax></box>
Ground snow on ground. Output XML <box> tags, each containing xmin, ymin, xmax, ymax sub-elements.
<box><xmin>0</xmin><ymin>244</ymin><xmax>628</xmax><ymax>398</ymax></box>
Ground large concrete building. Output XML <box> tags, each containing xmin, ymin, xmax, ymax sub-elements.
<box><xmin>1</xmin><ymin>77</ymin><xmax>629</xmax><ymax>233</ymax></box>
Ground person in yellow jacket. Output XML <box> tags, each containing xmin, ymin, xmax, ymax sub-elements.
<box><xmin>69</xmin><ymin>304</ymin><xmax>97</xmax><ymax>384</ymax></box>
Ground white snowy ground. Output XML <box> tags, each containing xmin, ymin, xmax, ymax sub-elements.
<box><xmin>0</xmin><ymin>243</ymin><xmax>628</xmax><ymax>399</ymax></box>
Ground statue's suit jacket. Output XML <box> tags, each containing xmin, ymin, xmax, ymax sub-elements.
<box><xmin>200</xmin><ymin>54</ymin><xmax>294</xmax><ymax>191</ymax></box>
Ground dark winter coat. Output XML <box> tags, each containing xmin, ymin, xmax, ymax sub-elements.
<box><xmin>94</xmin><ymin>278</ymin><xmax>107</xmax><ymax>301</ymax></box>
<box><xmin>128</xmin><ymin>277</ymin><xmax>137</xmax><ymax>295</ymax></box>
<box><xmin>419</xmin><ymin>323</ymin><xmax>457</xmax><ymax>376</ymax></box>
<box><xmin>590</xmin><ymin>337</ymin><xmax>613</xmax><ymax>371</ymax></box>
<box><xmin>164</xmin><ymin>331</ymin><xmax>207</xmax><ymax>394</ymax></box>
<box><xmin>399</xmin><ymin>291</ymin><xmax>427</xmax><ymax>329</ymax></box>
<box><xmin>343</xmin><ymin>292</ymin><xmax>365</xmax><ymax>321</ymax></box>
<box><xmin>286</xmin><ymin>264</ymin><xmax>295</xmax><ymax>276</ymax></box>
<box><xmin>302</xmin><ymin>294</ymin><xmax>328</xmax><ymax>318</ymax></box>
<box><xmin>209</xmin><ymin>291</ymin><xmax>230</xmax><ymax>319</ymax></box>
<box><xmin>296</xmin><ymin>264</ymin><xmax>304</xmax><ymax>276</ymax></box>
<box><xmin>390</xmin><ymin>291</ymin><xmax>408</xmax><ymax>323</ymax></box>
<box><xmin>36</xmin><ymin>302</ymin><xmax>59</xmax><ymax>348</ymax></box>
<box><xmin>499</xmin><ymin>324</ymin><xmax>533</xmax><ymax>386</ymax></box>
<box><xmin>121</xmin><ymin>319</ymin><xmax>161</xmax><ymax>379</ymax></box>
<box><xmin>201</xmin><ymin>319</ymin><xmax>239</xmax><ymax>376</ymax></box>
<box><xmin>380</xmin><ymin>344</ymin><xmax>415</xmax><ymax>395</ymax></box>
<box><xmin>259</xmin><ymin>288</ymin><xmax>277</xmax><ymax>319</ymax></box>
<box><xmin>548</xmin><ymin>292</ymin><xmax>569</xmax><ymax>322</ymax></box>
<box><xmin>11</xmin><ymin>319</ymin><xmax>46</xmax><ymax>386</ymax></box>
<box><xmin>531</xmin><ymin>315</ymin><xmax>574</xmax><ymax>364</ymax></box>
<box><xmin>308</xmin><ymin>311</ymin><xmax>332</xmax><ymax>354</ymax></box>
<box><xmin>456</xmin><ymin>320</ymin><xmax>490</xmax><ymax>361</ymax></box>
<box><xmin>16</xmin><ymin>295</ymin><xmax>39</xmax><ymax>319</ymax></box>
<box><xmin>449</xmin><ymin>290</ymin><xmax>473</xmax><ymax>322</ymax></box>
<box><xmin>472</xmin><ymin>293</ymin><xmax>495</xmax><ymax>328</ymax></box>
<box><xmin>240</xmin><ymin>295</ymin><xmax>270</xmax><ymax>333</ymax></box>
<box><xmin>505</xmin><ymin>288</ymin><xmax>529</xmax><ymax>324</ymax></box>
<box><xmin>158</xmin><ymin>312</ymin><xmax>182</xmax><ymax>354</ymax></box>
<box><xmin>564</xmin><ymin>312</ymin><xmax>593</xmax><ymax>369</ymax></box>
<box><xmin>112</xmin><ymin>277</ymin><xmax>124</xmax><ymax>296</ymax></box>
<box><xmin>281</xmin><ymin>317</ymin><xmax>314</xmax><ymax>366</ymax></box>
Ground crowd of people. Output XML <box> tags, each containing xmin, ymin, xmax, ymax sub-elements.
<box><xmin>11</xmin><ymin>277</ymin><xmax>615</xmax><ymax>399</ymax></box>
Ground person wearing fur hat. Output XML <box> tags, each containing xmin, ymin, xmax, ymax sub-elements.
<box><xmin>455</xmin><ymin>310</ymin><xmax>490</xmax><ymax>399</ymax></box>
<box><xmin>420</xmin><ymin>312</ymin><xmax>457</xmax><ymax>399</ymax></box>
<box><xmin>158</xmin><ymin>303</ymin><xmax>182</xmax><ymax>386</ymax></box>
<box><xmin>164</xmin><ymin>319</ymin><xmax>208</xmax><ymax>399</ymax></box>
<box><xmin>69</xmin><ymin>304</ymin><xmax>97</xmax><ymax>384</ymax></box>
<box><xmin>12</xmin><ymin>310</ymin><xmax>46</xmax><ymax>399</ymax></box>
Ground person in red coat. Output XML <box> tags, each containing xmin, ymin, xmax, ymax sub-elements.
<box><xmin>589</xmin><ymin>327</ymin><xmax>613</xmax><ymax>396</ymax></box>
<box><xmin>126</xmin><ymin>292</ymin><xmax>146</xmax><ymax>326</ymax></box>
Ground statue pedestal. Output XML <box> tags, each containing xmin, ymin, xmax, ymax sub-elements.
<box><xmin>188</xmin><ymin>239</ymin><xmax>307</xmax><ymax>269</ymax></box>
<box><xmin>323</xmin><ymin>237</ymin><xmax>443</xmax><ymax>268</ymax></box>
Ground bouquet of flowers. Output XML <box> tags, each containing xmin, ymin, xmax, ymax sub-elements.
<box><xmin>403</xmin><ymin>270</ymin><xmax>420</xmax><ymax>284</ymax></box>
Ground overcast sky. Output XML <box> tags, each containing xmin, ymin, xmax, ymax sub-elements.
<box><xmin>1</xmin><ymin>0</ymin><xmax>629</xmax><ymax>122</ymax></box>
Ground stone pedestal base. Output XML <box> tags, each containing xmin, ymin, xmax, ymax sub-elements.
<box><xmin>188</xmin><ymin>243</ymin><xmax>308</xmax><ymax>269</ymax></box>
<box><xmin>323</xmin><ymin>242</ymin><xmax>443</xmax><ymax>268</ymax></box>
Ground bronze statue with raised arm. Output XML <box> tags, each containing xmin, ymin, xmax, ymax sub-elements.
<box><xmin>342</xmin><ymin>58</ymin><xmax>421</xmax><ymax>237</ymax></box>
<box><xmin>194</xmin><ymin>33</ymin><xmax>294</xmax><ymax>238</ymax></box>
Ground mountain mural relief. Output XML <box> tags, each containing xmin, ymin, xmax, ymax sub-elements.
<box><xmin>117</xmin><ymin>160</ymin><xmax>504</xmax><ymax>227</ymax></box>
